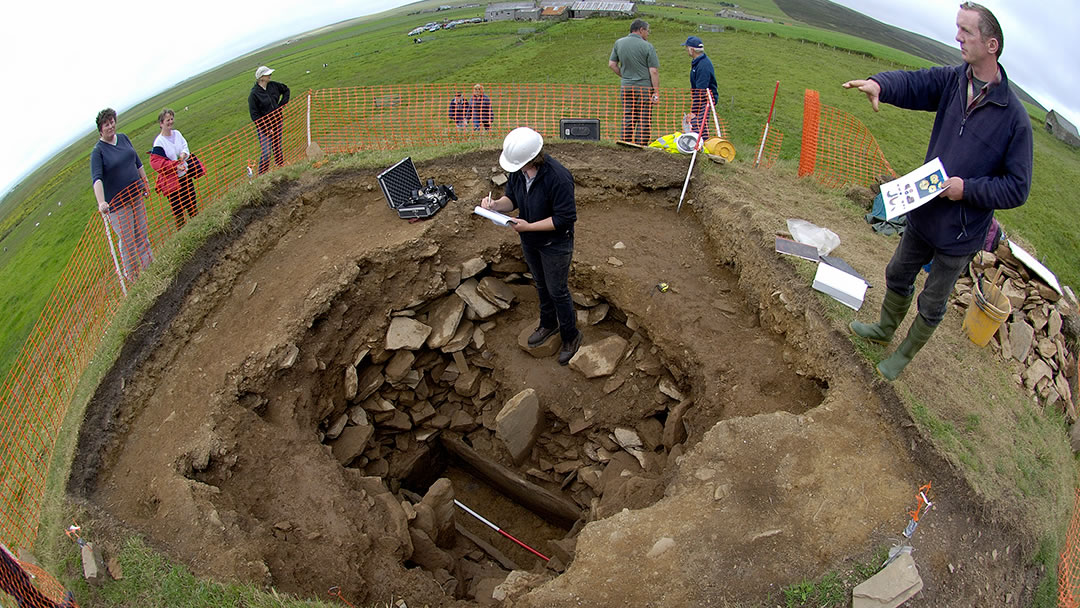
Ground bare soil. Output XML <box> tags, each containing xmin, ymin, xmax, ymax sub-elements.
<box><xmin>68</xmin><ymin>144</ymin><xmax>1043</xmax><ymax>606</ymax></box>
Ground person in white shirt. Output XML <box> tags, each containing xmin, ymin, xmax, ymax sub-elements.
<box><xmin>149</xmin><ymin>108</ymin><xmax>199</xmax><ymax>229</ymax></box>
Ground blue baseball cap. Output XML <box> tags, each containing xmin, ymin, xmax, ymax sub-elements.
<box><xmin>682</xmin><ymin>36</ymin><xmax>704</xmax><ymax>49</ymax></box>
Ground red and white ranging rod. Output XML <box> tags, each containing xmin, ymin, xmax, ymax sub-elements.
<box><xmin>755</xmin><ymin>81</ymin><xmax>780</xmax><ymax>168</ymax></box>
<box><xmin>454</xmin><ymin>499</ymin><xmax>550</xmax><ymax>562</ymax></box>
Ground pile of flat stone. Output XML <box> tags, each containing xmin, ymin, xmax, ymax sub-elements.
<box><xmin>952</xmin><ymin>246</ymin><xmax>1079</xmax><ymax>418</ymax></box>
<box><xmin>311</xmin><ymin>254</ymin><xmax>695</xmax><ymax>591</ymax></box>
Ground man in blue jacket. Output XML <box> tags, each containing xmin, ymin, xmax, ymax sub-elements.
<box><xmin>842</xmin><ymin>2</ymin><xmax>1032</xmax><ymax>380</ymax></box>
<box><xmin>683</xmin><ymin>36</ymin><xmax>717</xmax><ymax>138</ymax></box>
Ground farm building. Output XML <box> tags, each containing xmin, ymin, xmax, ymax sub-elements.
<box><xmin>1046</xmin><ymin>110</ymin><xmax>1080</xmax><ymax>147</ymax></box>
<box><xmin>486</xmin><ymin>2</ymin><xmax>540</xmax><ymax>21</ymax></box>
<box><xmin>540</xmin><ymin>5</ymin><xmax>570</xmax><ymax>20</ymax></box>
<box><xmin>569</xmin><ymin>1</ymin><xmax>636</xmax><ymax>18</ymax></box>
<box><xmin>716</xmin><ymin>8</ymin><xmax>773</xmax><ymax>23</ymax></box>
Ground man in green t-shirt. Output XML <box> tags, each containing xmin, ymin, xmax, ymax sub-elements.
<box><xmin>609</xmin><ymin>19</ymin><xmax>660</xmax><ymax>146</ymax></box>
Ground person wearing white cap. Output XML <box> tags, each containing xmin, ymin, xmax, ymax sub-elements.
<box><xmin>683</xmin><ymin>36</ymin><xmax>717</xmax><ymax>138</ymax></box>
<box><xmin>248</xmin><ymin>65</ymin><xmax>290</xmax><ymax>174</ymax></box>
<box><xmin>480</xmin><ymin>127</ymin><xmax>582</xmax><ymax>365</ymax></box>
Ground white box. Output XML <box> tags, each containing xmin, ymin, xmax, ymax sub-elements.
<box><xmin>812</xmin><ymin>262</ymin><xmax>867</xmax><ymax>310</ymax></box>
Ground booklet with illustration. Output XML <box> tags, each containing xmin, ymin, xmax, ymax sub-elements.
<box><xmin>473</xmin><ymin>206</ymin><xmax>517</xmax><ymax>226</ymax></box>
<box><xmin>880</xmin><ymin>157</ymin><xmax>949</xmax><ymax>221</ymax></box>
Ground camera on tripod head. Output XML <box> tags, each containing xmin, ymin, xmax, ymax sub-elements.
<box><xmin>411</xmin><ymin>178</ymin><xmax>458</xmax><ymax>208</ymax></box>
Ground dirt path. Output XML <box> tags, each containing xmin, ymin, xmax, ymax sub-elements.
<box><xmin>68</xmin><ymin>144</ymin><xmax>1039</xmax><ymax>606</ymax></box>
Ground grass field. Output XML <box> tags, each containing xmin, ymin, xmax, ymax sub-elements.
<box><xmin>2</xmin><ymin>2</ymin><xmax>1079</xmax><ymax>605</ymax></box>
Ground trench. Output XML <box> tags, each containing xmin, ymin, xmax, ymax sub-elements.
<box><xmin>78</xmin><ymin>147</ymin><xmax>836</xmax><ymax>605</ymax></box>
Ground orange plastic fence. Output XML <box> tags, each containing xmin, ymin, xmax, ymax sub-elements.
<box><xmin>0</xmin><ymin>82</ymin><xmax>735</xmax><ymax>604</ymax></box>
<box><xmin>311</xmin><ymin>83</ymin><xmax>728</xmax><ymax>153</ymax></box>
<box><xmin>1061</xmin><ymin>488</ymin><xmax>1080</xmax><ymax>607</ymax></box>
<box><xmin>755</xmin><ymin>123</ymin><xmax>783</xmax><ymax>169</ymax></box>
<box><xmin>798</xmin><ymin>89</ymin><xmax>896</xmax><ymax>187</ymax></box>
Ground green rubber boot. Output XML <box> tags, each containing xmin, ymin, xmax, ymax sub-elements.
<box><xmin>849</xmin><ymin>289</ymin><xmax>913</xmax><ymax>345</ymax></box>
<box><xmin>877</xmin><ymin>315</ymin><xmax>937</xmax><ymax>381</ymax></box>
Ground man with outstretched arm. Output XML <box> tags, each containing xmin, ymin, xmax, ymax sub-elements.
<box><xmin>842</xmin><ymin>2</ymin><xmax>1032</xmax><ymax>380</ymax></box>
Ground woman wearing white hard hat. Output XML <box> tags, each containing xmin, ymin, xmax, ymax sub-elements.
<box><xmin>481</xmin><ymin>127</ymin><xmax>582</xmax><ymax>365</ymax></box>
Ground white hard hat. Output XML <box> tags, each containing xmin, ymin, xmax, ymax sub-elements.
<box><xmin>499</xmin><ymin>127</ymin><xmax>544</xmax><ymax>172</ymax></box>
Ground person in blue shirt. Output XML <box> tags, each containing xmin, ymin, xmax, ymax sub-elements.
<box><xmin>683</xmin><ymin>36</ymin><xmax>718</xmax><ymax>138</ymax></box>
<box><xmin>843</xmin><ymin>2</ymin><xmax>1032</xmax><ymax>380</ymax></box>
<box><xmin>91</xmin><ymin>108</ymin><xmax>153</xmax><ymax>281</ymax></box>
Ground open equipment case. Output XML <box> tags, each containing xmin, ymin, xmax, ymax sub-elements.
<box><xmin>377</xmin><ymin>157</ymin><xmax>456</xmax><ymax>220</ymax></box>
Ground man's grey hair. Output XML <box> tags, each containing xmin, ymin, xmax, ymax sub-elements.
<box><xmin>630</xmin><ymin>19</ymin><xmax>649</xmax><ymax>33</ymax></box>
<box><xmin>960</xmin><ymin>2</ymin><xmax>1003</xmax><ymax>58</ymax></box>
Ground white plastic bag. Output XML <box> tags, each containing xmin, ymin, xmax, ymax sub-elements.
<box><xmin>787</xmin><ymin>218</ymin><xmax>841</xmax><ymax>256</ymax></box>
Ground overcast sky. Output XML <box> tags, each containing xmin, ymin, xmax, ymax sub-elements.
<box><xmin>1</xmin><ymin>0</ymin><xmax>1075</xmax><ymax>197</ymax></box>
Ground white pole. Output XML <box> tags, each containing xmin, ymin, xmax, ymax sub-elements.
<box><xmin>707</xmin><ymin>90</ymin><xmax>722</xmax><ymax>139</ymax></box>
<box><xmin>306</xmin><ymin>93</ymin><xmax>312</xmax><ymax>147</ymax></box>
<box><xmin>676</xmin><ymin>145</ymin><xmax>699</xmax><ymax>213</ymax></box>
<box><xmin>101</xmin><ymin>214</ymin><xmax>127</xmax><ymax>296</ymax></box>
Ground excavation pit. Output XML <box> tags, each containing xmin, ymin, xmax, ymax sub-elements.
<box><xmin>69</xmin><ymin>145</ymin><xmax>851</xmax><ymax>606</ymax></box>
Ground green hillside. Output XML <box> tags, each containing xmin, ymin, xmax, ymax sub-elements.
<box><xmin>0</xmin><ymin>0</ymin><xmax>1077</xmax><ymax>386</ymax></box>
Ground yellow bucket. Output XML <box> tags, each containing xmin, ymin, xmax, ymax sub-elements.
<box><xmin>961</xmin><ymin>275</ymin><xmax>1011</xmax><ymax>346</ymax></box>
<box><xmin>704</xmin><ymin>137</ymin><xmax>736</xmax><ymax>162</ymax></box>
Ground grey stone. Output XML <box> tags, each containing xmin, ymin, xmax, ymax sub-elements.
<box><xmin>602</xmin><ymin>376</ymin><xmax>625</xmax><ymax>394</ymax></box>
<box><xmin>473</xmin><ymin>326</ymin><xmax>486</xmax><ymax>349</ymax></box>
<box><xmin>444</xmin><ymin>268</ymin><xmax>462</xmax><ymax>290</ymax></box>
<box><xmin>325</xmin><ymin>413</ymin><xmax>349</xmax><ymax>440</ymax></box>
<box><xmin>1049</xmin><ymin>310</ymin><xmax>1063</xmax><ymax>340</ymax></box>
<box><xmin>658</xmin><ymin>376</ymin><xmax>683</xmax><ymax>401</ymax></box>
<box><xmin>1031</xmin><ymin>306</ymin><xmax>1049</xmax><ymax>332</ymax></box>
<box><xmin>409</xmin><ymin>402</ymin><xmax>437</xmax><ymax>425</ymax></box>
<box><xmin>569</xmin><ymin>335</ymin><xmax>629</xmax><ymax>378</ymax></box>
<box><xmin>426</xmin><ymin>294</ymin><xmax>466</xmax><ymax>349</ymax></box>
<box><xmin>587</xmin><ymin>302</ymin><xmax>610</xmax><ymax>325</ymax></box>
<box><xmin>281</xmin><ymin>343</ymin><xmax>300</xmax><ymax>369</ymax></box>
<box><xmin>477</xmin><ymin>276</ymin><xmax>515</xmax><ymax>309</ymax></box>
<box><xmin>663</xmin><ymin>399</ymin><xmax>693</xmax><ymax>449</ymax></box>
<box><xmin>386</xmin><ymin>317</ymin><xmax>433</xmax><ymax>350</ymax></box>
<box><xmin>636</xmin><ymin>417</ymin><xmax>664</xmax><ymax>451</ymax></box>
<box><xmin>356</xmin><ymin>366</ymin><xmax>385</xmax><ymax>402</ymax></box>
<box><xmin>572</xmin><ymin>292</ymin><xmax>600</xmax><ymax>307</ymax></box>
<box><xmin>852</xmin><ymin>553</ymin><xmax>923</xmax><ymax>608</ymax></box>
<box><xmin>495</xmin><ymin>388</ymin><xmax>544</xmax><ymax>465</ymax></box>
<box><xmin>491</xmin><ymin>173</ymin><xmax>508</xmax><ymax>187</ymax></box>
<box><xmin>361</xmin><ymin>395</ymin><xmax>395</xmax><ymax>413</ymax></box>
<box><xmin>382</xmin><ymin>409</ymin><xmax>413</xmax><ymax>432</ymax></box>
<box><xmin>1057</xmin><ymin>373</ymin><xmax>1072</xmax><ymax>406</ymax></box>
<box><xmin>518</xmin><ymin>322</ymin><xmax>562</xmax><ymax>357</ymax></box>
<box><xmin>421</xmin><ymin>478</ymin><xmax>457</xmax><ymax>547</ymax></box>
<box><xmin>344</xmin><ymin>365</ymin><xmax>358</xmax><ymax>400</ymax></box>
<box><xmin>455</xmin><ymin>370</ymin><xmax>482</xmax><ymax>397</ymax></box>
<box><xmin>460</xmin><ymin>257</ymin><xmax>488</xmax><ymax>279</ymax></box>
<box><xmin>607</xmin><ymin>257</ymin><xmax>623</xmax><ymax>267</ymax></box>
<box><xmin>1024</xmin><ymin>359</ymin><xmax>1053</xmax><ymax>389</ymax></box>
<box><xmin>442</xmin><ymin>320</ymin><xmax>475</xmax><ymax>353</ymax></box>
<box><xmin>352</xmin><ymin>406</ymin><xmax>373</xmax><ymax>425</ymax></box>
<box><xmin>1010</xmin><ymin>320</ymin><xmax>1035</xmax><ymax>362</ymax></box>
<box><xmin>384</xmin><ymin>350</ymin><xmax>416</xmax><ymax>383</ymax></box>
<box><xmin>1037</xmin><ymin>338</ymin><xmax>1058</xmax><ymax>360</ymax></box>
<box><xmin>492</xmin><ymin>571</ymin><xmax>548</xmax><ymax>602</ymax></box>
<box><xmin>449</xmin><ymin>410</ymin><xmax>476</xmax><ymax>432</ymax></box>
<box><xmin>82</xmin><ymin>541</ymin><xmax>107</xmax><ymax>586</ymax></box>
<box><xmin>330</xmin><ymin>424</ymin><xmax>374</xmax><ymax>465</ymax></box>
<box><xmin>455</xmin><ymin>279</ymin><xmax>500</xmax><ymax>319</ymax></box>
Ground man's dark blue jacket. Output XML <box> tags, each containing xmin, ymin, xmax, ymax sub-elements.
<box><xmin>871</xmin><ymin>63</ymin><xmax>1032</xmax><ymax>255</ymax></box>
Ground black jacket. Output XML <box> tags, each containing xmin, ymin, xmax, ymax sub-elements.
<box><xmin>248</xmin><ymin>81</ymin><xmax>291</xmax><ymax>123</ymax></box>
<box><xmin>505</xmin><ymin>154</ymin><xmax>576</xmax><ymax>247</ymax></box>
